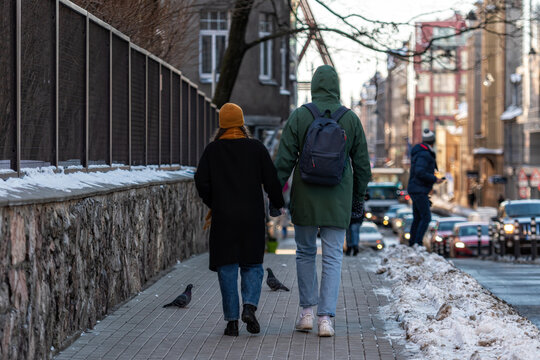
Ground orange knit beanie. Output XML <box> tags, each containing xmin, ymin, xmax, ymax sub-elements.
<box><xmin>219</xmin><ymin>103</ymin><xmax>244</xmax><ymax>129</ymax></box>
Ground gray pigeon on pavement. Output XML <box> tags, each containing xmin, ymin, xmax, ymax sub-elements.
<box><xmin>163</xmin><ymin>284</ymin><xmax>193</xmax><ymax>308</ymax></box>
<box><xmin>266</xmin><ymin>268</ymin><xmax>290</xmax><ymax>291</ymax></box>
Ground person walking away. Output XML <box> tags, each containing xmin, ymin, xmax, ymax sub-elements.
<box><xmin>195</xmin><ymin>103</ymin><xmax>284</xmax><ymax>336</ymax></box>
<box><xmin>407</xmin><ymin>129</ymin><xmax>443</xmax><ymax>247</ymax></box>
<box><xmin>345</xmin><ymin>199</ymin><xmax>365</xmax><ymax>256</ymax></box>
<box><xmin>274</xmin><ymin>65</ymin><xmax>371</xmax><ymax>337</ymax></box>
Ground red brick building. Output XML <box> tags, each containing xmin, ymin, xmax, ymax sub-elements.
<box><xmin>413</xmin><ymin>15</ymin><xmax>468</xmax><ymax>143</ymax></box>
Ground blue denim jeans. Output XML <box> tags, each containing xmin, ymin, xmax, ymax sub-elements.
<box><xmin>294</xmin><ymin>225</ymin><xmax>346</xmax><ymax>317</ymax></box>
<box><xmin>410</xmin><ymin>193</ymin><xmax>431</xmax><ymax>246</ymax></box>
<box><xmin>346</xmin><ymin>222</ymin><xmax>361</xmax><ymax>248</ymax></box>
<box><xmin>217</xmin><ymin>263</ymin><xmax>263</xmax><ymax>321</ymax></box>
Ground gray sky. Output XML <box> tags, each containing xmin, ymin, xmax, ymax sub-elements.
<box><xmin>297</xmin><ymin>0</ymin><xmax>476</xmax><ymax>105</ymax></box>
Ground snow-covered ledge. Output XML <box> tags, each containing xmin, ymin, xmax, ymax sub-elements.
<box><xmin>0</xmin><ymin>167</ymin><xmax>208</xmax><ymax>360</ymax></box>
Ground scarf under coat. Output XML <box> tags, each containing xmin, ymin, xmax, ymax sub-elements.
<box><xmin>203</xmin><ymin>127</ymin><xmax>247</xmax><ymax>230</ymax></box>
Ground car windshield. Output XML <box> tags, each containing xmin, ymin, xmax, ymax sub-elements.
<box><xmin>459</xmin><ymin>225</ymin><xmax>488</xmax><ymax>236</ymax></box>
<box><xmin>504</xmin><ymin>203</ymin><xmax>540</xmax><ymax>217</ymax></box>
<box><xmin>439</xmin><ymin>221</ymin><xmax>461</xmax><ymax>231</ymax></box>
<box><xmin>361</xmin><ymin>227</ymin><xmax>379</xmax><ymax>234</ymax></box>
<box><xmin>367</xmin><ymin>186</ymin><xmax>398</xmax><ymax>200</ymax></box>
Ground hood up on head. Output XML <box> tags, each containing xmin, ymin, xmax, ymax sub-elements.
<box><xmin>311</xmin><ymin>65</ymin><xmax>340</xmax><ymax>104</ymax></box>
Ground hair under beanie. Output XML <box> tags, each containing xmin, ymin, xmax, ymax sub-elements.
<box><xmin>219</xmin><ymin>103</ymin><xmax>244</xmax><ymax>129</ymax></box>
<box><xmin>422</xmin><ymin>128</ymin><xmax>435</xmax><ymax>144</ymax></box>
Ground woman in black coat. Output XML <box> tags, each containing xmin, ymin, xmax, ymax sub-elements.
<box><xmin>194</xmin><ymin>103</ymin><xmax>284</xmax><ymax>336</ymax></box>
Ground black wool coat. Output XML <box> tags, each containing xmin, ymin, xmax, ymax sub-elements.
<box><xmin>195</xmin><ymin>138</ymin><xmax>284</xmax><ymax>271</ymax></box>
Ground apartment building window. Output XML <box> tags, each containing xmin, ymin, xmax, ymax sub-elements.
<box><xmin>432</xmin><ymin>49</ymin><xmax>456</xmax><ymax>71</ymax></box>
<box><xmin>432</xmin><ymin>96</ymin><xmax>456</xmax><ymax>116</ymax></box>
<box><xmin>432</xmin><ymin>27</ymin><xmax>456</xmax><ymax>47</ymax></box>
<box><xmin>280</xmin><ymin>38</ymin><xmax>290</xmax><ymax>94</ymax></box>
<box><xmin>433</xmin><ymin>73</ymin><xmax>455</xmax><ymax>93</ymax></box>
<box><xmin>259</xmin><ymin>13</ymin><xmax>273</xmax><ymax>81</ymax></box>
<box><xmin>200</xmin><ymin>11</ymin><xmax>228</xmax><ymax>82</ymax></box>
<box><xmin>424</xmin><ymin>96</ymin><xmax>431</xmax><ymax>116</ymax></box>
<box><xmin>417</xmin><ymin>74</ymin><xmax>430</xmax><ymax>93</ymax></box>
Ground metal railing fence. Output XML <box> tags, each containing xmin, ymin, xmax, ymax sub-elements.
<box><xmin>0</xmin><ymin>0</ymin><xmax>218</xmax><ymax>175</ymax></box>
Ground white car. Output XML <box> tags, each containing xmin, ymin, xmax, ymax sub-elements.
<box><xmin>358</xmin><ymin>222</ymin><xmax>385</xmax><ymax>250</ymax></box>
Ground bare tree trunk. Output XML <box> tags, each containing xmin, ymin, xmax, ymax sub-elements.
<box><xmin>212</xmin><ymin>0</ymin><xmax>255</xmax><ymax>108</ymax></box>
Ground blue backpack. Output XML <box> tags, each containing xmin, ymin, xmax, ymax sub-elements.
<box><xmin>298</xmin><ymin>103</ymin><xmax>349</xmax><ymax>186</ymax></box>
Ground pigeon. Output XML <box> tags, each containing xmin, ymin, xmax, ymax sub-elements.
<box><xmin>163</xmin><ymin>284</ymin><xmax>193</xmax><ymax>308</ymax></box>
<box><xmin>266</xmin><ymin>268</ymin><xmax>289</xmax><ymax>291</ymax></box>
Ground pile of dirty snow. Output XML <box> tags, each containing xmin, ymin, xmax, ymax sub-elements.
<box><xmin>376</xmin><ymin>245</ymin><xmax>540</xmax><ymax>360</ymax></box>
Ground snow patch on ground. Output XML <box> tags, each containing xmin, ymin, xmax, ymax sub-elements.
<box><xmin>376</xmin><ymin>245</ymin><xmax>540</xmax><ymax>360</ymax></box>
<box><xmin>0</xmin><ymin>166</ymin><xmax>196</xmax><ymax>197</ymax></box>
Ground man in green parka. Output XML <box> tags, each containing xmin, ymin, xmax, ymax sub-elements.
<box><xmin>274</xmin><ymin>65</ymin><xmax>371</xmax><ymax>337</ymax></box>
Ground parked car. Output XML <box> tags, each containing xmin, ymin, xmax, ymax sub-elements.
<box><xmin>358</xmin><ymin>221</ymin><xmax>385</xmax><ymax>250</ymax></box>
<box><xmin>428</xmin><ymin>216</ymin><xmax>467</xmax><ymax>256</ymax></box>
<box><xmin>490</xmin><ymin>200</ymin><xmax>540</xmax><ymax>255</ymax></box>
<box><xmin>364</xmin><ymin>182</ymin><xmax>401</xmax><ymax>224</ymax></box>
<box><xmin>391</xmin><ymin>206</ymin><xmax>412</xmax><ymax>234</ymax></box>
<box><xmin>449</xmin><ymin>222</ymin><xmax>490</xmax><ymax>257</ymax></box>
<box><xmin>397</xmin><ymin>214</ymin><xmax>414</xmax><ymax>245</ymax></box>
<box><xmin>382</xmin><ymin>204</ymin><xmax>408</xmax><ymax>227</ymax></box>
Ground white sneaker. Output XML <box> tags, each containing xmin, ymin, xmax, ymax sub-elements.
<box><xmin>295</xmin><ymin>312</ymin><xmax>314</xmax><ymax>331</ymax></box>
<box><xmin>318</xmin><ymin>319</ymin><xmax>335</xmax><ymax>337</ymax></box>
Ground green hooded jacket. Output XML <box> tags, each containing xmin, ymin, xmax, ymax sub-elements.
<box><xmin>274</xmin><ymin>65</ymin><xmax>371</xmax><ymax>229</ymax></box>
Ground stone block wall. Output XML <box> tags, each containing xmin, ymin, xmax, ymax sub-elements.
<box><xmin>0</xmin><ymin>179</ymin><xmax>208</xmax><ymax>360</ymax></box>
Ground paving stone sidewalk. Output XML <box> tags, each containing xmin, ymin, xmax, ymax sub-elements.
<box><xmin>56</xmin><ymin>248</ymin><xmax>415</xmax><ymax>360</ymax></box>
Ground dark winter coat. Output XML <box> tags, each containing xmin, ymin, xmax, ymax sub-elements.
<box><xmin>274</xmin><ymin>65</ymin><xmax>371</xmax><ymax>229</ymax></box>
<box><xmin>407</xmin><ymin>143</ymin><xmax>438</xmax><ymax>195</ymax></box>
<box><xmin>195</xmin><ymin>138</ymin><xmax>284</xmax><ymax>271</ymax></box>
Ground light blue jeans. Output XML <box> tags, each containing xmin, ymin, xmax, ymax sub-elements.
<box><xmin>217</xmin><ymin>263</ymin><xmax>263</xmax><ymax>321</ymax></box>
<box><xmin>294</xmin><ymin>225</ymin><xmax>346</xmax><ymax>317</ymax></box>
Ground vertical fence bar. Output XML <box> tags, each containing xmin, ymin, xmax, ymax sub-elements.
<box><xmin>477</xmin><ymin>224</ymin><xmax>482</xmax><ymax>257</ymax></box>
<box><xmin>158</xmin><ymin>63</ymin><xmax>161</xmax><ymax>167</ymax></box>
<box><xmin>179</xmin><ymin>76</ymin><xmax>182</xmax><ymax>164</ymax></box>
<box><xmin>532</xmin><ymin>217</ymin><xmax>537</xmax><ymax>261</ymax></box>
<box><xmin>514</xmin><ymin>219</ymin><xmax>520</xmax><ymax>259</ymax></box>
<box><xmin>145</xmin><ymin>55</ymin><xmax>148</xmax><ymax>165</ymax></box>
<box><xmin>54</xmin><ymin>0</ymin><xmax>59</xmax><ymax>168</ymax></box>
<box><xmin>109</xmin><ymin>30</ymin><xmax>113</xmax><ymax>166</ymax></box>
<box><xmin>84</xmin><ymin>14</ymin><xmax>89</xmax><ymax>169</ymax></box>
<box><xmin>499</xmin><ymin>219</ymin><xmax>506</xmax><ymax>256</ymax></box>
<box><xmin>128</xmin><ymin>43</ymin><xmax>132</xmax><ymax>167</ymax></box>
<box><xmin>187</xmin><ymin>84</ymin><xmax>191</xmax><ymax>165</ymax></box>
<box><xmin>15</xmin><ymin>0</ymin><xmax>21</xmax><ymax>175</ymax></box>
<box><xmin>488</xmin><ymin>224</ymin><xmax>493</xmax><ymax>256</ymax></box>
<box><xmin>170</xmin><ymin>70</ymin><xmax>172</xmax><ymax>165</ymax></box>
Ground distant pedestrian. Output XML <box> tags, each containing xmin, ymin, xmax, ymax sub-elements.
<box><xmin>407</xmin><ymin>129</ymin><xmax>444</xmax><ymax>247</ymax></box>
<box><xmin>195</xmin><ymin>103</ymin><xmax>284</xmax><ymax>336</ymax></box>
<box><xmin>274</xmin><ymin>65</ymin><xmax>371</xmax><ymax>337</ymax></box>
<box><xmin>345</xmin><ymin>198</ymin><xmax>365</xmax><ymax>256</ymax></box>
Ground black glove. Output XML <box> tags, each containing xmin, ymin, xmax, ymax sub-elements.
<box><xmin>269</xmin><ymin>204</ymin><xmax>282</xmax><ymax>217</ymax></box>
<box><xmin>351</xmin><ymin>199</ymin><xmax>364</xmax><ymax>220</ymax></box>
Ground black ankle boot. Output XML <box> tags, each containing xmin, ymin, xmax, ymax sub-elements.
<box><xmin>224</xmin><ymin>320</ymin><xmax>239</xmax><ymax>336</ymax></box>
<box><xmin>353</xmin><ymin>246</ymin><xmax>359</xmax><ymax>256</ymax></box>
<box><xmin>345</xmin><ymin>247</ymin><xmax>352</xmax><ymax>256</ymax></box>
<box><xmin>241</xmin><ymin>304</ymin><xmax>260</xmax><ymax>334</ymax></box>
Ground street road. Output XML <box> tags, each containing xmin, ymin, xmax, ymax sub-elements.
<box><xmin>450</xmin><ymin>259</ymin><xmax>540</xmax><ymax>328</ymax></box>
<box><xmin>378</xmin><ymin>226</ymin><xmax>540</xmax><ymax>328</ymax></box>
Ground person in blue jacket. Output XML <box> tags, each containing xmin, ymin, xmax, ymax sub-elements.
<box><xmin>407</xmin><ymin>129</ymin><xmax>444</xmax><ymax>246</ymax></box>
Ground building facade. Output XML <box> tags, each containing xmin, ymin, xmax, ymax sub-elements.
<box><xmin>178</xmin><ymin>0</ymin><xmax>295</xmax><ymax>138</ymax></box>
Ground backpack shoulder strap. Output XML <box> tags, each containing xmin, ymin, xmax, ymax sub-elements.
<box><xmin>302</xmin><ymin>102</ymin><xmax>322</xmax><ymax>119</ymax></box>
<box><xmin>331</xmin><ymin>106</ymin><xmax>349</xmax><ymax>121</ymax></box>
